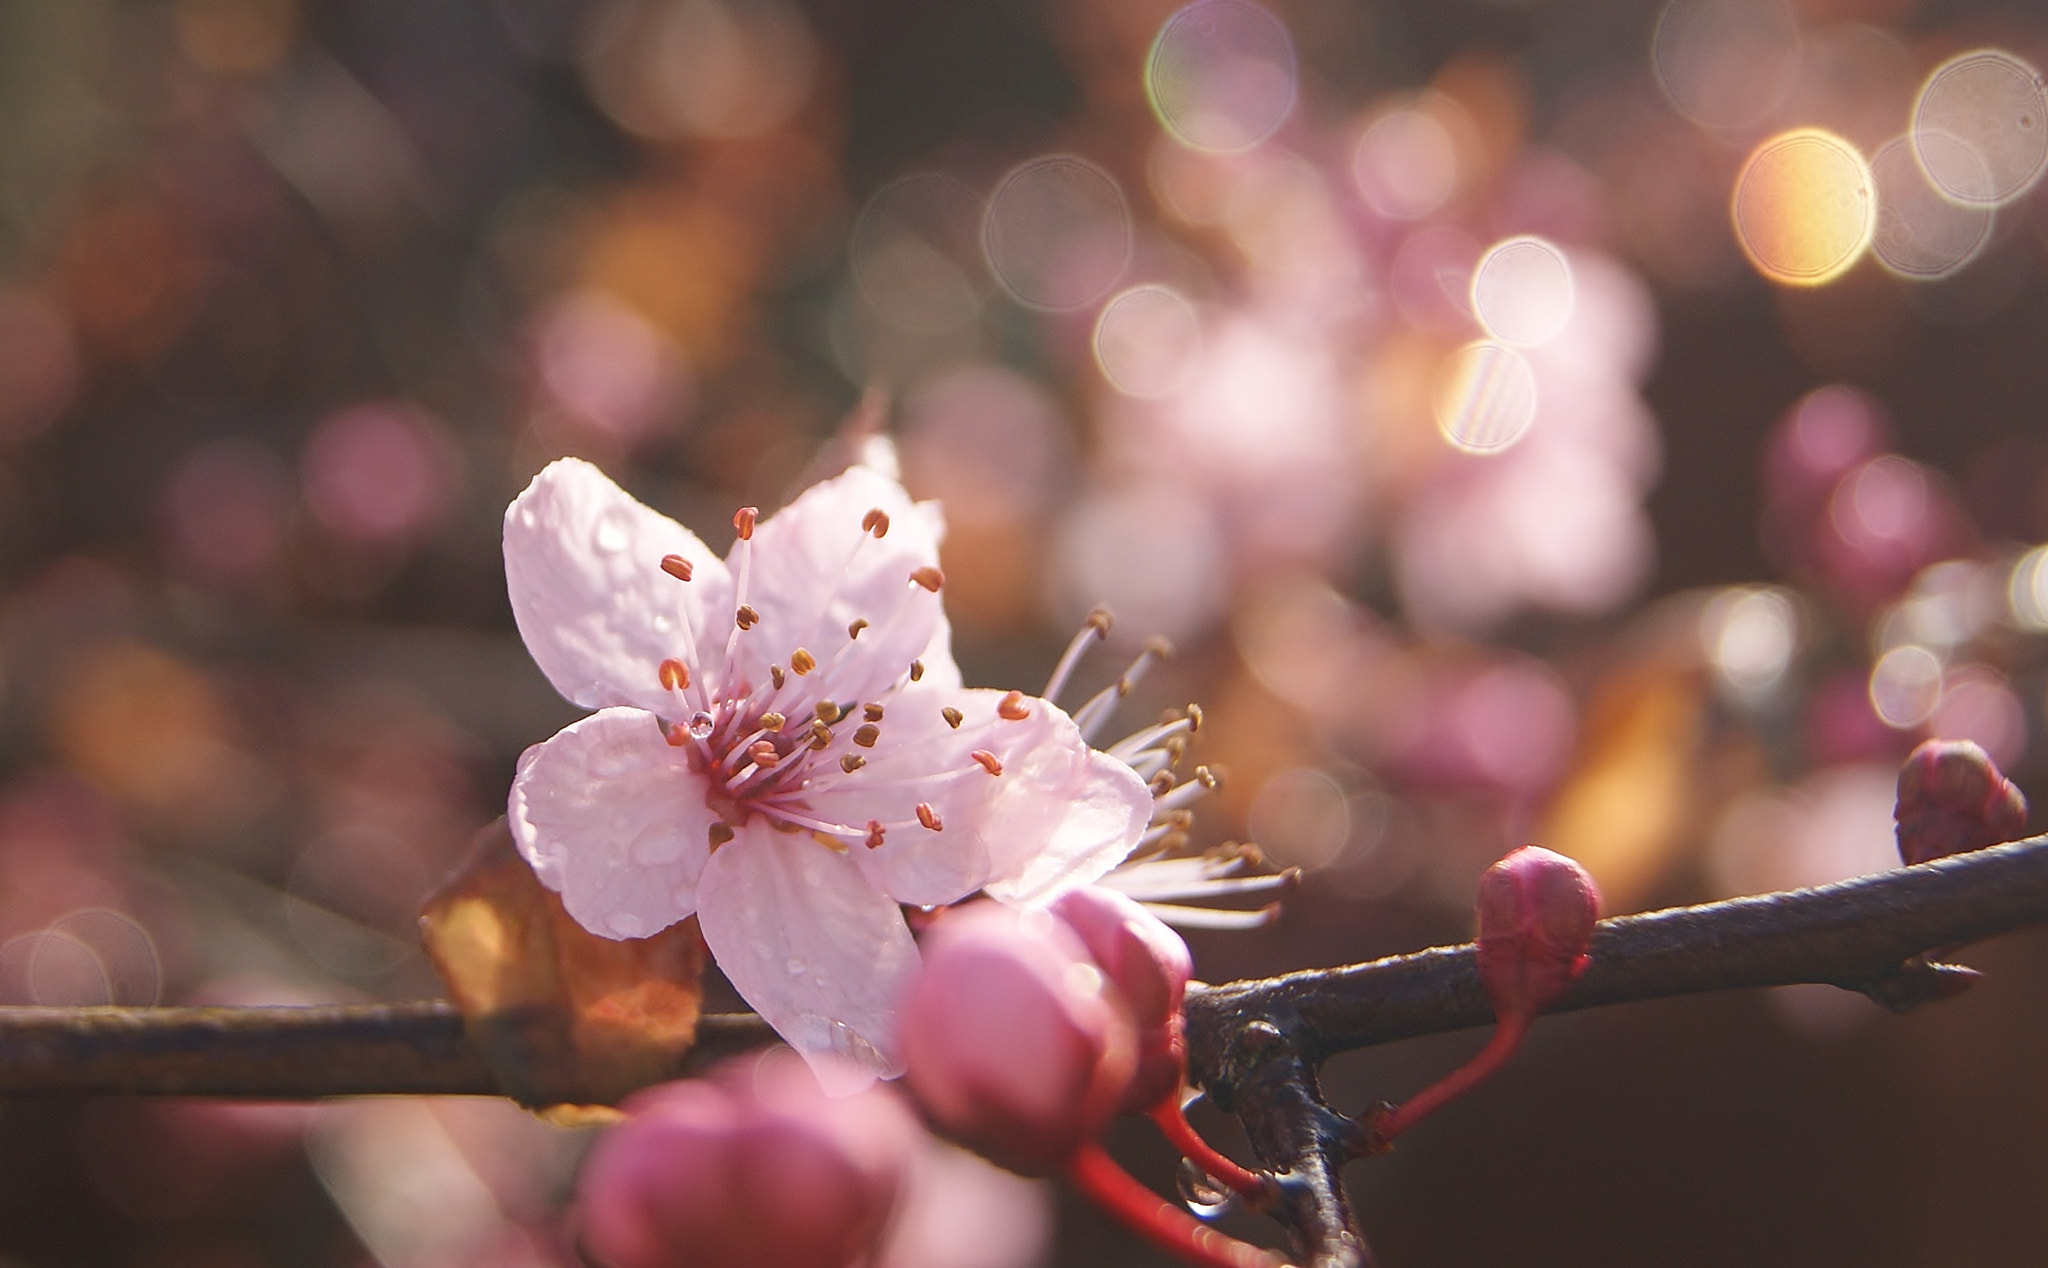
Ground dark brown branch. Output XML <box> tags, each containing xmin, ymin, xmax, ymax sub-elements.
<box><xmin>0</xmin><ymin>1004</ymin><xmax>775</xmax><ymax>1098</ymax></box>
<box><xmin>1183</xmin><ymin>833</ymin><xmax>2048</xmax><ymax>1268</ymax></box>
<box><xmin>1186</xmin><ymin>832</ymin><xmax>2048</xmax><ymax>1073</ymax></box>
<box><xmin>3</xmin><ymin>840</ymin><xmax>2048</xmax><ymax>1265</ymax></box>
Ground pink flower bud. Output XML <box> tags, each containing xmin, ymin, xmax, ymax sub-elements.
<box><xmin>1895</xmin><ymin>739</ymin><xmax>2029</xmax><ymax>866</ymax></box>
<box><xmin>577</xmin><ymin>1050</ymin><xmax>921</xmax><ymax>1268</ymax></box>
<box><xmin>898</xmin><ymin>902</ymin><xmax>1137</xmax><ymax>1175</ymax></box>
<box><xmin>1474</xmin><ymin>846</ymin><xmax>1600</xmax><ymax>1022</ymax></box>
<box><xmin>1051</xmin><ymin>885</ymin><xmax>1193</xmax><ymax>1112</ymax></box>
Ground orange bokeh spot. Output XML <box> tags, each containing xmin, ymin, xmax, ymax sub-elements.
<box><xmin>1731</xmin><ymin>128</ymin><xmax>1874</xmax><ymax>286</ymax></box>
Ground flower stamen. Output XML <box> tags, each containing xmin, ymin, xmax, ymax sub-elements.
<box><xmin>971</xmin><ymin>749</ymin><xmax>1004</xmax><ymax>776</ymax></box>
<box><xmin>1072</xmin><ymin>638</ymin><xmax>1174</xmax><ymax>742</ymax></box>
<box><xmin>659</xmin><ymin>554</ymin><xmax>694</xmax><ymax>582</ymax></box>
<box><xmin>1044</xmin><ymin>606</ymin><xmax>1115</xmax><ymax>703</ymax></box>
<box><xmin>916</xmin><ymin>803</ymin><xmax>943</xmax><ymax>831</ymax></box>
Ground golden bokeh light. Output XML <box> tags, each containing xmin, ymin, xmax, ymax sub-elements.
<box><xmin>1730</xmin><ymin>128</ymin><xmax>1874</xmax><ymax>286</ymax></box>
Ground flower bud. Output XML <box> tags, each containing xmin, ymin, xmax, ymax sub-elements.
<box><xmin>1474</xmin><ymin>846</ymin><xmax>1599</xmax><ymax>1022</ymax></box>
<box><xmin>1051</xmin><ymin>885</ymin><xmax>1193</xmax><ymax>1111</ymax></box>
<box><xmin>577</xmin><ymin>1050</ymin><xmax>920</xmax><ymax>1268</ymax></box>
<box><xmin>898</xmin><ymin>902</ymin><xmax>1137</xmax><ymax>1175</ymax></box>
<box><xmin>1895</xmin><ymin>738</ymin><xmax>2028</xmax><ymax>866</ymax></box>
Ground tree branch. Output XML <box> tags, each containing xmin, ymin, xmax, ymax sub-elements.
<box><xmin>2</xmin><ymin>839</ymin><xmax>2047</xmax><ymax>1263</ymax></box>
<box><xmin>0</xmin><ymin>1004</ymin><xmax>775</xmax><ymax>1098</ymax></box>
<box><xmin>1182</xmin><ymin>833</ymin><xmax>2048</xmax><ymax>1266</ymax></box>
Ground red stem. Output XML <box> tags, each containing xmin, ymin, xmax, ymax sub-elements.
<box><xmin>1371</xmin><ymin>1011</ymin><xmax>1529</xmax><ymax>1144</ymax></box>
<box><xmin>1067</xmin><ymin>1142</ymin><xmax>1290</xmax><ymax>1268</ymax></box>
<box><xmin>1149</xmin><ymin>1094</ymin><xmax>1276</xmax><ymax>1206</ymax></box>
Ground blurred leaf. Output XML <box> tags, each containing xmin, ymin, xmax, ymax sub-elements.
<box><xmin>420</xmin><ymin>818</ymin><xmax>705</xmax><ymax>1107</ymax></box>
<box><xmin>1537</xmin><ymin>662</ymin><xmax>1706</xmax><ymax>910</ymax></box>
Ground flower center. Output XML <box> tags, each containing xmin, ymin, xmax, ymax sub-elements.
<box><xmin>649</xmin><ymin>502</ymin><xmax>966</xmax><ymax>851</ymax></box>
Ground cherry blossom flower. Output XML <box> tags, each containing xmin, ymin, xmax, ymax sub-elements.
<box><xmin>504</xmin><ymin>455</ymin><xmax>1151</xmax><ymax>1078</ymax></box>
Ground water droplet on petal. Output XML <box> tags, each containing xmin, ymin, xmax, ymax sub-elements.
<box><xmin>785</xmin><ymin>957</ymin><xmax>806</xmax><ymax>976</ymax></box>
<box><xmin>606</xmin><ymin>912</ymin><xmax>647</xmax><ymax>938</ymax></box>
<box><xmin>688</xmin><ymin>712</ymin><xmax>716</xmax><ymax>740</ymax></box>
<box><xmin>826</xmin><ymin>1019</ymin><xmax>892</xmax><ymax>1073</ymax></box>
<box><xmin>629</xmin><ymin>830</ymin><xmax>685</xmax><ymax>865</ymax></box>
<box><xmin>1176</xmin><ymin>1158</ymin><xmax>1238</xmax><ymax>1220</ymax></box>
<box><xmin>593</xmin><ymin>509</ymin><xmax>633</xmax><ymax>553</ymax></box>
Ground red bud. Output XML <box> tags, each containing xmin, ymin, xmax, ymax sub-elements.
<box><xmin>1051</xmin><ymin>886</ymin><xmax>1192</xmax><ymax>1111</ymax></box>
<box><xmin>898</xmin><ymin>903</ymin><xmax>1137</xmax><ymax>1175</ymax></box>
<box><xmin>1895</xmin><ymin>739</ymin><xmax>2028</xmax><ymax>866</ymax></box>
<box><xmin>1474</xmin><ymin>846</ymin><xmax>1599</xmax><ymax>1022</ymax></box>
<box><xmin>577</xmin><ymin>1051</ymin><xmax>919</xmax><ymax>1268</ymax></box>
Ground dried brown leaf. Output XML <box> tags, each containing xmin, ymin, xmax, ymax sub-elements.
<box><xmin>420</xmin><ymin>818</ymin><xmax>705</xmax><ymax>1107</ymax></box>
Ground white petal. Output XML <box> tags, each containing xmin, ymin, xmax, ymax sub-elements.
<box><xmin>507</xmin><ymin>707</ymin><xmax>715</xmax><ymax>939</ymax></box>
<box><xmin>832</xmin><ymin>685</ymin><xmax>1004</xmax><ymax>906</ymax></box>
<box><xmin>733</xmin><ymin>465</ymin><xmax>954</xmax><ymax>710</ymax></box>
<box><xmin>505</xmin><ymin>458</ymin><xmax>731</xmax><ymax>715</ymax></box>
<box><xmin>696</xmin><ymin>826</ymin><xmax>918</xmax><ymax>1080</ymax></box>
<box><xmin>979</xmin><ymin>711</ymin><xmax>1153</xmax><ymax>909</ymax></box>
<box><xmin>833</xmin><ymin>689</ymin><xmax>1147</xmax><ymax>910</ymax></box>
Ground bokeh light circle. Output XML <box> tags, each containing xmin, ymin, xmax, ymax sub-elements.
<box><xmin>1702</xmin><ymin>586</ymin><xmax>1798</xmax><ymax>699</ymax></box>
<box><xmin>1731</xmin><ymin>128</ymin><xmax>1874</xmax><ymax>286</ymax></box>
<box><xmin>1651</xmin><ymin>0</ymin><xmax>1801</xmax><ymax>132</ymax></box>
<box><xmin>850</xmin><ymin>172</ymin><xmax>987</xmax><ymax>333</ymax></box>
<box><xmin>1912</xmin><ymin>49</ymin><xmax>2048</xmax><ymax>207</ymax></box>
<box><xmin>1470</xmin><ymin>236</ymin><xmax>1575</xmax><ymax>347</ymax></box>
<box><xmin>1248</xmin><ymin>767</ymin><xmax>1352</xmax><ymax>869</ymax></box>
<box><xmin>982</xmin><ymin>155</ymin><xmax>1133</xmax><ymax>311</ymax></box>
<box><xmin>1351</xmin><ymin>105</ymin><xmax>1460</xmax><ymax>220</ymax></box>
<box><xmin>1435</xmin><ymin>341</ymin><xmax>1538</xmax><ymax>454</ymax></box>
<box><xmin>2008</xmin><ymin>545</ymin><xmax>2048</xmax><ymax>631</ymax></box>
<box><xmin>1869</xmin><ymin>643</ymin><xmax>1943</xmax><ymax>727</ymax></box>
<box><xmin>1145</xmin><ymin>0</ymin><xmax>1298</xmax><ymax>154</ymax></box>
<box><xmin>1093</xmin><ymin>285</ymin><xmax>1202</xmax><ymax>399</ymax></box>
<box><xmin>1869</xmin><ymin>135</ymin><xmax>1994</xmax><ymax>280</ymax></box>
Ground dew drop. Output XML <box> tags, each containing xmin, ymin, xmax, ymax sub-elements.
<box><xmin>593</xmin><ymin>508</ymin><xmax>633</xmax><ymax>553</ymax></box>
<box><xmin>688</xmin><ymin>711</ymin><xmax>716</xmax><ymax>740</ymax></box>
<box><xmin>826</xmin><ymin>1019</ymin><xmax>892</xmax><ymax>1074</ymax></box>
<box><xmin>1176</xmin><ymin>1158</ymin><xmax>1238</xmax><ymax>1220</ymax></box>
<box><xmin>785</xmin><ymin>957</ymin><xmax>806</xmax><ymax>976</ymax></box>
<box><xmin>629</xmin><ymin>830</ymin><xmax>685</xmax><ymax>866</ymax></box>
<box><xmin>606</xmin><ymin>912</ymin><xmax>647</xmax><ymax>938</ymax></box>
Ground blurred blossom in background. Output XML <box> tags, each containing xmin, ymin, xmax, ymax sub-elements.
<box><xmin>3</xmin><ymin>0</ymin><xmax>2048</xmax><ymax>1263</ymax></box>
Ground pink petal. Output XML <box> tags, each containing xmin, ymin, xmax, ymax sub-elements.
<box><xmin>980</xmin><ymin>739</ymin><xmax>1153</xmax><ymax>908</ymax></box>
<box><xmin>696</xmin><ymin>826</ymin><xmax>918</xmax><ymax>1081</ymax></box>
<box><xmin>733</xmin><ymin>465</ymin><xmax>953</xmax><ymax>711</ymax></box>
<box><xmin>505</xmin><ymin>458</ymin><xmax>731</xmax><ymax>715</ymax></box>
<box><xmin>836</xmin><ymin>690</ymin><xmax>1149</xmax><ymax>911</ymax></box>
<box><xmin>508</xmin><ymin>707</ymin><xmax>716</xmax><ymax>939</ymax></box>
